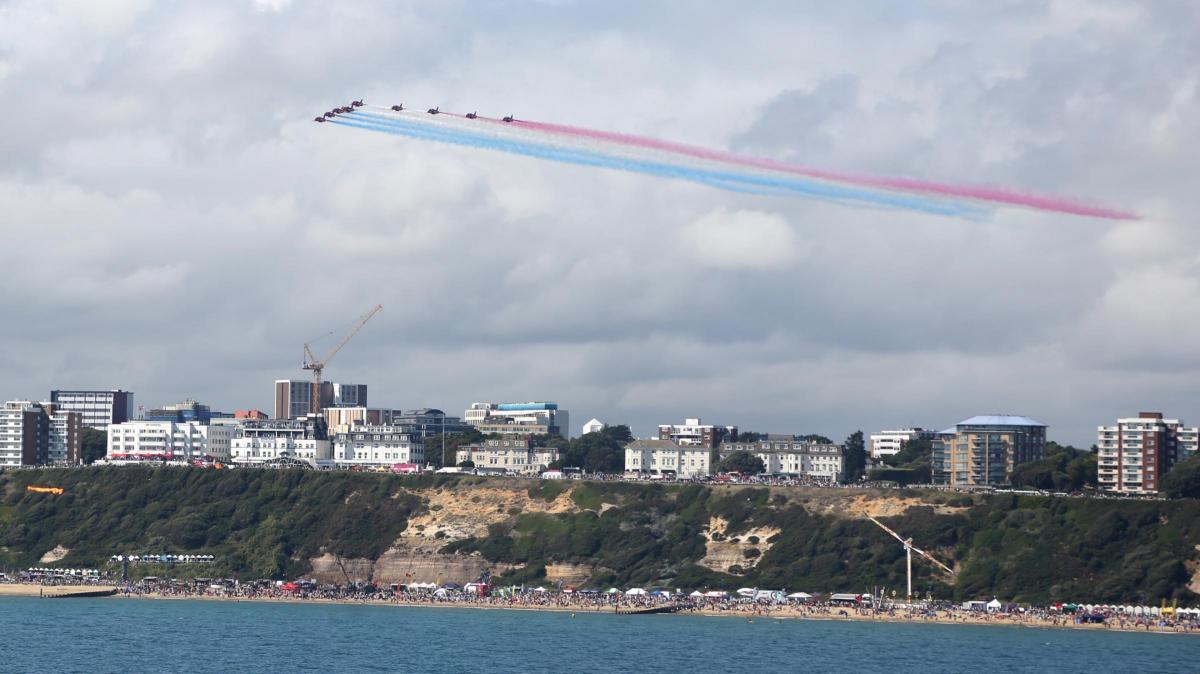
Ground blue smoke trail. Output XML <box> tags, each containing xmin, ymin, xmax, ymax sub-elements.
<box><xmin>333</xmin><ymin>111</ymin><xmax>983</xmax><ymax>217</ymax></box>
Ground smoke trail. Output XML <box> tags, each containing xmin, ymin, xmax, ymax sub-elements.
<box><xmin>496</xmin><ymin>117</ymin><xmax>1137</xmax><ymax>220</ymax></box>
<box><xmin>335</xmin><ymin>111</ymin><xmax>982</xmax><ymax>217</ymax></box>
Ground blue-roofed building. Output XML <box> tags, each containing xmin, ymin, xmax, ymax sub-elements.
<box><xmin>932</xmin><ymin>415</ymin><xmax>1047</xmax><ymax>486</ymax></box>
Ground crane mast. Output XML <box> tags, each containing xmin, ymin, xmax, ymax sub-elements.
<box><xmin>302</xmin><ymin>304</ymin><xmax>383</xmax><ymax>414</ymax></box>
<box><xmin>868</xmin><ymin>516</ymin><xmax>955</xmax><ymax>602</ymax></box>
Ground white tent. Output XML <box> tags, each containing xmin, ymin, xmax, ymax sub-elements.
<box><xmin>606</xmin><ymin>588</ymin><xmax>621</xmax><ymax>594</ymax></box>
<box><xmin>704</xmin><ymin>590</ymin><xmax>728</xmax><ymax>598</ymax></box>
<box><xmin>689</xmin><ymin>590</ymin><xmax>704</xmax><ymax>597</ymax></box>
<box><xmin>736</xmin><ymin>588</ymin><xmax>756</xmax><ymax>597</ymax></box>
<box><xmin>986</xmin><ymin>599</ymin><xmax>1003</xmax><ymax>612</ymax></box>
<box><xmin>625</xmin><ymin>588</ymin><xmax>648</xmax><ymax>596</ymax></box>
<box><xmin>787</xmin><ymin>592</ymin><xmax>814</xmax><ymax>599</ymax></box>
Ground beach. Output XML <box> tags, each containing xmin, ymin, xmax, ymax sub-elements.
<box><xmin>9</xmin><ymin>582</ymin><xmax>1191</xmax><ymax>635</ymax></box>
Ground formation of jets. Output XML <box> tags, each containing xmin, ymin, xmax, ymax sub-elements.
<box><xmin>315</xmin><ymin>100</ymin><xmax>515</xmax><ymax>123</ymax></box>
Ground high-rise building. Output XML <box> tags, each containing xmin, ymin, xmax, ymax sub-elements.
<box><xmin>1097</xmin><ymin>412</ymin><xmax>1198</xmax><ymax>494</ymax></box>
<box><xmin>465</xmin><ymin>402</ymin><xmax>569</xmax><ymax>438</ymax></box>
<box><xmin>48</xmin><ymin>389</ymin><xmax>134</xmax><ymax>430</ymax></box>
<box><xmin>932</xmin><ymin>415</ymin><xmax>1046</xmax><ymax>486</ymax></box>
<box><xmin>0</xmin><ymin>400</ymin><xmax>82</xmax><ymax>466</ymax></box>
<box><xmin>332</xmin><ymin>383</ymin><xmax>368</xmax><ymax>408</ymax></box>
<box><xmin>657</xmin><ymin>418</ymin><xmax>737</xmax><ymax>449</ymax></box>
<box><xmin>274</xmin><ymin>380</ymin><xmax>367</xmax><ymax>419</ymax></box>
<box><xmin>869</xmin><ymin>428</ymin><xmax>936</xmax><ymax>459</ymax></box>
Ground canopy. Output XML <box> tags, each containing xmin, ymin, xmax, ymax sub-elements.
<box><xmin>690</xmin><ymin>590</ymin><xmax>704</xmax><ymax>597</ymax></box>
<box><xmin>606</xmin><ymin>588</ymin><xmax>621</xmax><ymax>594</ymax></box>
<box><xmin>625</xmin><ymin>588</ymin><xmax>648</xmax><ymax>596</ymax></box>
<box><xmin>736</xmin><ymin>588</ymin><xmax>756</xmax><ymax>597</ymax></box>
<box><xmin>788</xmin><ymin>592</ymin><xmax>814</xmax><ymax>599</ymax></box>
<box><xmin>987</xmin><ymin>599</ymin><xmax>1003</xmax><ymax>611</ymax></box>
<box><xmin>704</xmin><ymin>591</ymin><xmax>728</xmax><ymax>598</ymax></box>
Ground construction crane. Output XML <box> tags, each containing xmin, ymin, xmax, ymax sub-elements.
<box><xmin>868</xmin><ymin>516</ymin><xmax>955</xmax><ymax>602</ymax></box>
<box><xmin>302</xmin><ymin>304</ymin><xmax>382</xmax><ymax>414</ymax></box>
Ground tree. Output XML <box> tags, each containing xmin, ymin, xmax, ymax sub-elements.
<box><xmin>80</xmin><ymin>428</ymin><xmax>107</xmax><ymax>464</ymax></box>
<box><xmin>717</xmin><ymin>451</ymin><xmax>765</xmax><ymax>475</ymax></box>
<box><xmin>556</xmin><ymin>425</ymin><xmax>632</xmax><ymax>473</ymax></box>
<box><xmin>1163</xmin><ymin>454</ymin><xmax>1200</xmax><ymax>499</ymax></box>
<box><xmin>424</xmin><ymin>428</ymin><xmax>485</xmax><ymax>468</ymax></box>
<box><xmin>842</xmin><ymin>431</ymin><xmax>866</xmax><ymax>482</ymax></box>
<box><xmin>737</xmin><ymin>431</ymin><xmax>765</xmax><ymax>442</ymax></box>
<box><xmin>458</xmin><ymin>460</ymin><xmax>476</xmax><ymax>469</ymax></box>
<box><xmin>798</xmin><ymin>434</ymin><xmax>833</xmax><ymax>445</ymax></box>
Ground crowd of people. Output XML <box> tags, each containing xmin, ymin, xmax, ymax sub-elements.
<box><xmin>7</xmin><ymin>573</ymin><xmax>1195</xmax><ymax>633</ymax></box>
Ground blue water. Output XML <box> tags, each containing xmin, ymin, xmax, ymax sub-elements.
<box><xmin>4</xmin><ymin>597</ymin><xmax>1198</xmax><ymax>673</ymax></box>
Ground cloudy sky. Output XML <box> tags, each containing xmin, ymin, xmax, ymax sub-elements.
<box><xmin>1</xmin><ymin>1</ymin><xmax>1197</xmax><ymax>445</ymax></box>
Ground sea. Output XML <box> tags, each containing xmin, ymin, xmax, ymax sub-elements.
<box><xmin>4</xmin><ymin>597</ymin><xmax>1198</xmax><ymax>673</ymax></box>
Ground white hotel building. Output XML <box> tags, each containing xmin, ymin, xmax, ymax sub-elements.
<box><xmin>106</xmin><ymin>421</ymin><xmax>234</xmax><ymax>463</ymax></box>
<box><xmin>332</xmin><ymin>425</ymin><xmax>425</xmax><ymax>468</ymax></box>
<box><xmin>625</xmin><ymin>439</ymin><xmax>713</xmax><ymax>478</ymax></box>
<box><xmin>230</xmin><ymin>416</ymin><xmax>333</xmax><ymax>468</ymax></box>
<box><xmin>720</xmin><ymin>436</ymin><xmax>845</xmax><ymax>481</ymax></box>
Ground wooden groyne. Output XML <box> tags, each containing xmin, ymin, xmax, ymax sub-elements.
<box><xmin>614</xmin><ymin>604</ymin><xmax>684</xmax><ymax>616</ymax></box>
<box><xmin>42</xmin><ymin>586</ymin><xmax>119</xmax><ymax>599</ymax></box>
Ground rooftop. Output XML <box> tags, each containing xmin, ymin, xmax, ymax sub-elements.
<box><xmin>957</xmin><ymin>415</ymin><xmax>1047</xmax><ymax>428</ymax></box>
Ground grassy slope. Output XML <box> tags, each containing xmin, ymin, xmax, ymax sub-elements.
<box><xmin>3</xmin><ymin>468</ymin><xmax>1199</xmax><ymax>603</ymax></box>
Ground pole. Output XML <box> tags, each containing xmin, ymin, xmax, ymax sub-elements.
<box><xmin>906</xmin><ymin>543</ymin><xmax>913</xmax><ymax>602</ymax></box>
<box><xmin>442</xmin><ymin>412</ymin><xmax>446</xmax><ymax>467</ymax></box>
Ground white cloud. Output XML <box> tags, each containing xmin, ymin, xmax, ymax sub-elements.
<box><xmin>680</xmin><ymin>209</ymin><xmax>801</xmax><ymax>269</ymax></box>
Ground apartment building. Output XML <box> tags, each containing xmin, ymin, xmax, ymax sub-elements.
<box><xmin>48</xmin><ymin>389</ymin><xmax>134</xmax><ymax>430</ymax></box>
<box><xmin>932</xmin><ymin>415</ymin><xmax>1046</xmax><ymax>486</ymax></box>
<box><xmin>868</xmin><ymin>428</ymin><xmax>936</xmax><ymax>459</ymax></box>
<box><xmin>106</xmin><ymin>420</ymin><xmax>234</xmax><ymax>462</ymax></box>
<box><xmin>720</xmin><ymin>435</ymin><xmax>844</xmax><ymax>481</ymax></box>
<box><xmin>1097</xmin><ymin>412</ymin><xmax>1198</xmax><ymax>494</ymax></box>
<box><xmin>657</xmin><ymin>418</ymin><xmax>737</xmax><ymax>448</ymax></box>
<box><xmin>456</xmin><ymin>437</ymin><xmax>561</xmax><ymax>474</ymax></box>
<box><xmin>0</xmin><ymin>400</ymin><xmax>82</xmax><ymax>466</ymax></box>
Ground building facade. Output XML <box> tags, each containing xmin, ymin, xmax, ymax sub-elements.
<box><xmin>48</xmin><ymin>389</ymin><xmax>134</xmax><ymax>430</ymax></box>
<box><xmin>0</xmin><ymin>400</ymin><xmax>82</xmax><ymax>466</ymax></box>
<box><xmin>456</xmin><ymin>438</ymin><xmax>561</xmax><ymax>474</ymax></box>
<box><xmin>274</xmin><ymin>380</ymin><xmax>368</xmax><ymax>419</ymax></box>
<box><xmin>145</xmin><ymin>399</ymin><xmax>215</xmax><ymax>424</ymax></box>
<box><xmin>932</xmin><ymin>415</ymin><xmax>1047</xmax><ymax>487</ymax></box>
<box><xmin>1097</xmin><ymin>412</ymin><xmax>1199</xmax><ymax>494</ymax></box>
<box><xmin>324</xmin><ymin>406</ymin><xmax>395</xmax><ymax>431</ymax></box>
<box><xmin>581</xmin><ymin>418</ymin><xmax>607</xmax><ymax>435</ymax></box>
<box><xmin>624</xmin><ymin>439</ymin><xmax>712</xmax><ymax>478</ymax></box>
<box><xmin>332</xmin><ymin>424</ymin><xmax>425</xmax><ymax>467</ymax></box>
<box><xmin>106</xmin><ymin>421</ymin><xmax>234</xmax><ymax>462</ymax></box>
<box><xmin>391</xmin><ymin>409</ymin><xmax>472</xmax><ymax>437</ymax></box>
<box><xmin>868</xmin><ymin>428</ymin><xmax>936</xmax><ymax>459</ymax></box>
<box><xmin>720</xmin><ymin>435</ymin><xmax>844</xmax><ymax>481</ymax></box>
<box><xmin>657</xmin><ymin>418</ymin><xmax>737</xmax><ymax>448</ymax></box>
<box><xmin>230</xmin><ymin>415</ymin><xmax>332</xmax><ymax>467</ymax></box>
<box><xmin>465</xmin><ymin>402</ymin><xmax>569</xmax><ymax>438</ymax></box>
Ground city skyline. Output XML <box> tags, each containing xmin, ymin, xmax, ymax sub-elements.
<box><xmin>2</xmin><ymin>3</ymin><xmax>1198</xmax><ymax>448</ymax></box>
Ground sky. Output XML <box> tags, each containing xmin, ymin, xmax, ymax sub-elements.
<box><xmin>1</xmin><ymin>0</ymin><xmax>1197</xmax><ymax>445</ymax></box>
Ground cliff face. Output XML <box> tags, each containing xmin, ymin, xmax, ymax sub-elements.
<box><xmin>2</xmin><ymin>468</ymin><xmax>1200</xmax><ymax>603</ymax></box>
